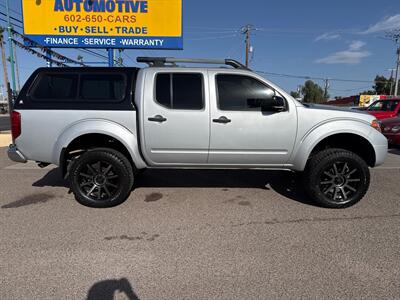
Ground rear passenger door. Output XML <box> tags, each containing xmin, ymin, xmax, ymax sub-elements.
<box><xmin>142</xmin><ymin>70</ymin><xmax>210</xmax><ymax>166</ymax></box>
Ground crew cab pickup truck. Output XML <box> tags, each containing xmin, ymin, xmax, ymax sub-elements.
<box><xmin>8</xmin><ymin>57</ymin><xmax>388</xmax><ymax>208</ymax></box>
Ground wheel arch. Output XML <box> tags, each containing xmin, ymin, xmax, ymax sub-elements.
<box><xmin>53</xmin><ymin>120</ymin><xmax>147</xmax><ymax>176</ymax></box>
<box><xmin>291</xmin><ymin>122</ymin><xmax>377</xmax><ymax>171</ymax></box>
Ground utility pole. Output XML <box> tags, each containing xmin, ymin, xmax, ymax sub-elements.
<box><xmin>385</xmin><ymin>30</ymin><xmax>400</xmax><ymax>96</ymax></box>
<box><xmin>5</xmin><ymin>0</ymin><xmax>16</xmax><ymax>99</ymax></box>
<box><xmin>241</xmin><ymin>25</ymin><xmax>254</xmax><ymax>68</ymax></box>
<box><xmin>108</xmin><ymin>49</ymin><xmax>114</xmax><ymax>67</ymax></box>
<box><xmin>388</xmin><ymin>68</ymin><xmax>395</xmax><ymax>95</ymax></box>
<box><xmin>0</xmin><ymin>29</ymin><xmax>11</xmax><ymax>112</ymax></box>
<box><xmin>395</xmin><ymin>47</ymin><xmax>400</xmax><ymax>96</ymax></box>
<box><xmin>323</xmin><ymin>78</ymin><xmax>330</xmax><ymax>100</ymax></box>
<box><xmin>13</xmin><ymin>45</ymin><xmax>20</xmax><ymax>91</ymax></box>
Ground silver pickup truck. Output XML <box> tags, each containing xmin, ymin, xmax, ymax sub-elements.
<box><xmin>8</xmin><ymin>57</ymin><xmax>387</xmax><ymax>208</ymax></box>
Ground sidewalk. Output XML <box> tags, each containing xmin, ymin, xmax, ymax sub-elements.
<box><xmin>0</xmin><ymin>131</ymin><xmax>11</xmax><ymax>147</ymax></box>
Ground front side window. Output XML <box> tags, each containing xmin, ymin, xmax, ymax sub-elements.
<box><xmin>155</xmin><ymin>73</ymin><xmax>204</xmax><ymax>110</ymax></box>
<box><xmin>79</xmin><ymin>74</ymin><xmax>125</xmax><ymax>101</ymax></box>
<box><xmin>216</xmin><ymin>74</ymin><xmax>275</xmax><ymax>111</ymax></box>
<box><xmin>33</xmin><ymin>74</ymin><xmax>78</xmax><ymax>100</ymax></box>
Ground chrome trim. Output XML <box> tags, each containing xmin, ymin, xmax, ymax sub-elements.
<box><xmin>7</xmin><ymin>144</ymin><xmax>27</xmax><ymax>163</ymax></box>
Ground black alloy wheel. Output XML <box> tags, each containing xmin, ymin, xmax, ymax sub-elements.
<box><xmin>304</xmin><ymin>148</ymin><xmax>370</xmax><ymax>208</ymax></box>
<box><xmin>319</xmin><ymin>161</ymin><xmax>363</xmax><ymax>204</ymax></box>
<box><xmin>69</xmin><ymin>148</ymin><xmax>134</xmax><ymax>208</ymax></box>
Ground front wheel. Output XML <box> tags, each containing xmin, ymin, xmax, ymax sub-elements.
<box><xmin>69</xmin><ymin>148</ymin><xmax>134</xmax><ymax>208</ymax></box>
<box><xmin>304</xmin><ymin>149</ymin><xmax>370</xmax><ymax>208</ymax></box>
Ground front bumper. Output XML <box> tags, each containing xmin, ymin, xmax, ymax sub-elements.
<box><xmin>7</xmin><ymin>144</ymin><xmax>27</xmax><ymax>163</ymax></box>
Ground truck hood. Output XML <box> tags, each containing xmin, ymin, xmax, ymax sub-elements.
<box><xmin>298</xmin><ymin>103</ymin><xmax>376</xmax><ymax>126</ymax></box>
<box><xmin>302</xmin><ymin>103</ymin><xmax>374</xmax><ymax>122</ymax></box>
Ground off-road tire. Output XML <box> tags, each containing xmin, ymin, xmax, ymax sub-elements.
<box><xmin>69</xmin><ymin>148</ymin><xmax>134</xmax><ymax>208</ymax></box>
<box><xmin>304</xmin><ymin>148</ymin><xmax>370</xmax><ymax>208</ymax></box>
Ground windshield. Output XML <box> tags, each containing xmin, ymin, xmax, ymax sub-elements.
<box><xmin>368</xmin><ymin>100</ymin><xmax>399</xmax><ymax>112</ymax></box>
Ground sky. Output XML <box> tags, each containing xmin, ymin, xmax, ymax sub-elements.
<box><xmin>0</xmin><ymin>0</ymin><xmax>399</xmax><ymax>98</ymax></box>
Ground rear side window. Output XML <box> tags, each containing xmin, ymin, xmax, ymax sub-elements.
<box><xmin>155</xmin><ymin>73</ymin><xmax>204</xmax><ymax>110</ymax></box>
<box><xmin>31</xmin><ymin>73</ymin><xmax>126</xmax><ymax>103</ymax></box>
<box><xmin>80</xmin><ymin>74</ymin><xmax>125</xmax><ymax>101</ymax></box>
<box><xmin>33</xmin><ymin>74</ymin><xmax>78</xmax><ymax>100</ymax></box>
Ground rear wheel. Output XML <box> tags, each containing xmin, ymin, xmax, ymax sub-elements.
<box><xmin>304</xmin><ymin>149</ymin><xmax>370</xmax><ymax>208</ymax></box>
<box><xmin>69</xmin><ymin>148</ymin><xmax>134</xmax><ymax>208</ymax></box>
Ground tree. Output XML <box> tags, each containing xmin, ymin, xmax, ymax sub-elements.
<box><xmin>373</xmin><ymin>75</ymin><xmax>393</xmax><ymax>95</ymax></box>
<box><xmin>359</xmin><ymin>90</ymin><xmax>375</xmax><ymax>95</ymax></box>
<box><xmin>290</xmin><ymin>91</ymin><xmax>301</xmax><ymax>98</ymax></box>
<box><xmin>301</xmin><ymin>80</ymin><xmax>326</xmax><ymax>103</ymax></box>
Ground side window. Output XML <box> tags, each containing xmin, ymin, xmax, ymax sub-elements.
<box><xmin>79</xmin><ymin>74</ymin><xmax>125</xmax><ymax>101</ymax></box>
<box><xmin>33</xmin><ymin>74</ymin><xmax>78</xmax><ymax>100</ymax></box>
<box><xmin>216</xmin><ymin>74</ymin><xmax>275</xmax><ymax>111</ymax></box>
<box><xmin>155</xmin><ymin>73</ymin><xmax>204</xmax><ymax>110</ymax></box>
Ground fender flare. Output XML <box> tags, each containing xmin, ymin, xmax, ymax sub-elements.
<box><xmin>52</xmin><ymin>119</ymin><xmax>147</xmax><ymax>169</ymax></box>
<box><xmin>289</xmin><ymin>119</ymin><xmax>375</xmax><ymax>171</ymax></box>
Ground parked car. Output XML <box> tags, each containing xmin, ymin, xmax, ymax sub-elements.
<box><xmin>8</xmin><ymin>57</ymin><xmax>388</xmax><ymax>209</ymax></box>
<box><xmin>380</xmin><ymin>117</ymin><xmax>400</xmax><ymax>147</ymax></box>
<box><xmin>367</xmin><ymin>98</ymin><xmax>400</xmax><ymax>120</ymax></box>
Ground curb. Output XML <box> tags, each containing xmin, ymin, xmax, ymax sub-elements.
<box><xmin>0</xmin><ymin>133</ymin><xmax>11</xmax><ymax>148</ymax></box>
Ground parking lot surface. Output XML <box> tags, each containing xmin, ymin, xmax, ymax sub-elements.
<box><xmin>1</xmin><ymin>148</ymin><xmax>399</xmax><ymax>299</ymax></box>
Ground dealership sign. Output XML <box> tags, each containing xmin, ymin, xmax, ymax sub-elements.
<box><xmin>21</xmin><ymin>0</ymin><xmax>183</xmax><ymax>49</ymax></box>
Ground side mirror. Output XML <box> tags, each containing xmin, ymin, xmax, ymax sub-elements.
<box><xmin>261</xmin><ymin>96</ymin><xmax>285</xmax><ymax>112</ymax></box>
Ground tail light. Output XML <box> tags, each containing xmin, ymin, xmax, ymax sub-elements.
<box><xmin>11</xmin><ymin>111</ymin><xmax>21</xmax><ymax>141</ymax></box>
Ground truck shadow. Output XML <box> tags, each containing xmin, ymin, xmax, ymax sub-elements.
<box><xmin>33</xmin><ymin>168</ymin><xmax>315</xmax><ymax>206</ymax></box>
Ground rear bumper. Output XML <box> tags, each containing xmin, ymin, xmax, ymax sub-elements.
<box><xmin>7</xmin><ymin>144</ymin><xmax>27</xmax><ymax>163</ymax></box>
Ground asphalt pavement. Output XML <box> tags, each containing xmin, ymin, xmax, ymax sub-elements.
<box><xmin>0</xmin><ymin>115</ymin><xmax>10</xmax><ymax>131</ymax></box>
<box><xmin>0</xmin><ymin>148</ymin><xmax>400</xmax><ymax>299</ymax></box>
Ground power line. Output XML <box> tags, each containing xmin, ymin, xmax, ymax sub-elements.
<box><xmin>0</xmin><ymin>17</ymin><xmax>23</xmax><ymax>30</ymax></box>
<box><xmin>0</xmin><ymin>3</ymin><xmax>21</xmax><ymax>17</ymax></box>
<box><xmin>0</xmin><ymin>11</ymin><xmax>23</xmax><ymax>24</ymax></box>
<box><xmin>256</xmin><ymin>70</ymin><xmax>389</xmax><ymax>84</ymax></box>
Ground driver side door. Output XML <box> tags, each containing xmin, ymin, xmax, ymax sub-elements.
<box><xmin>208</xmin><ymin>72</ymin><xmax>297</xmax><ymax>167</ymax></box>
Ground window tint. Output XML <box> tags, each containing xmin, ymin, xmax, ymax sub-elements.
<box><xmin>216</xmin><ymin>74</ymin><xmax>275</xmax><ymax>111</ymax></box>
<box><xmin>33</xmin><ymin>74</ymin><xmax>78</xmax><ymax>100</ymax></box>
<box><xmin>155</xmin><ymin>73</ymin><xmax>172</xmax><ymax>108</ymax></box>
<box><xmin>80</xmin><ymin>74</ymin><xmax>125</xmax><ymax>101</ymax></box>
<box><xmin>155</xmin><ymin>73</ymin><xmax>203</xmax><ymax>110</ymax></box>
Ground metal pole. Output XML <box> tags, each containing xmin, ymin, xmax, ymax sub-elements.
<box><xmin>108</xmin><ymin>49</ymin><xmax>114</xmax><ymax>67</ymax></box>
<box><xmin>394</xmin><ymin>47</ymin><xmax>400</xmax><ymax>96</ymax></box>
<box><xmin>5</xmin><ymin>0</ymin><xmax>16</xmax><ymax>98</ymax></box>
<box><xmin>389</xmin><ymin>69</ymin><xmax>394</xmax><ymax>96</ymax></box>
<box><xmin>245</xmin><ymin>29</ymin><xmax>250</xmax><ymax>68</ymax></box>
<box><xmin>13</xmin><ymin>44</ymin><xmax>20</xmax><ymax>91</ymax></box>
<box><xmin>46</xmin><ymin>49</ymin><xmax>52</xmax><ymax>67</ymax></box>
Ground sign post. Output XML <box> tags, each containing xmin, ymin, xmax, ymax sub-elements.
<box><xmin>21</xmin><ymin>0</ymin><xmax>183</xmax><ymax>51</ymax></box>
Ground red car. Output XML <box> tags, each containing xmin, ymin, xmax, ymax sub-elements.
<box><xmin>367</xmin><ymin>98</ymin><xmax>400</xmax><ymax>120</ymax></box>
<box><xmin>380</xmin><ymin>117</ymin><xmax>400</xmax><ymax>146</ymax></box>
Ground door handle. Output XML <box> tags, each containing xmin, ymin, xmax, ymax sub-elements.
<box><xmin>213</xmin><ymin>116</ymin><xmax>231</xmax><ymax>124</ymax></box>
<box><xmin>148</xmin><ymin>115</ymin><xmax>167</xmax><ymax>123</ymax></box>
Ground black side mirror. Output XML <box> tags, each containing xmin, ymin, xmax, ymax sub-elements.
<box><xmin>261</xmin><ymin>96</ymin><xmax>285</xmax><ymax>112</ymax></box>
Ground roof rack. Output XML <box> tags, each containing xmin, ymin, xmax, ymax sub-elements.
<box><xmin>136</xmin><ymin>57</ymin><xmax>250</xmax><ymax>70</ymax></box>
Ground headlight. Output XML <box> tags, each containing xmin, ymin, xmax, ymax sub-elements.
<box><xmin>392</xmin><ymin>126</ymin><xmax>400</xmax><ymax>133</ymax></box>
<box><xmin>371</xmin><ymin>119</ymin><xmax>382</xmax><ymax>133</ymax></box>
